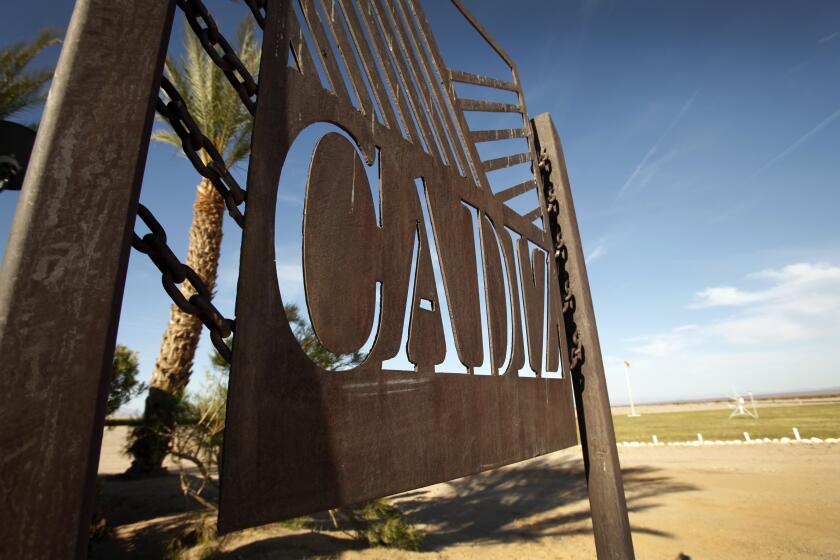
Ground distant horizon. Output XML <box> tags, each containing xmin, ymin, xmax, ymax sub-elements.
<box><xmin>111</xmin><ymin>384</ymin><xmax>840</xmax><ymax>419</ymax></box>
<box><xmin>610</xmin><ymin>385</ymin><xmax>840</xmax><ymax>408</ymax></box>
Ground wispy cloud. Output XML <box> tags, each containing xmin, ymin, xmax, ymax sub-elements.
<box><xmin>744</xmin><ymin>107</ymin><xmax>840</xmax><ymax>183</ymax></box>
<box><xmin>278</xmin><ymin>193</ymin><xmax>304</xmax><ymax>206</ymax></box>
<box><xmin>818</xmin><ymin>31</ymin><xmax>839</xmax><ymax>44</ymax></box>
<box><xmin>679</xmin><ymin>262</ymin><xmax>840</xmax><ymax>345</ymax></box>
<box><xmin>614</xmin><ymin>90</ymin><xmax>698</xmax><ymax>203</ymax></box>
<box><xmin>627</xmin><ymin>262</ymin><xmax>840</xmax><ymax>353</ymax></box>
<box><xmin>276</xmin><ymin>263</ymin><xmax>304</xmax><ymax>303</ymax></box>
<box><xmin>611</xmin><ymin>262</ymin><xmax>840</xmax><ymax>401</ymax></box>
<box><xmin>626</xmin><ymin>329</ymin><xmax>692</xmax><ymax>357</ymax></box>
<box><xmin>586</xmin><ymin>241</ymin><xmax>607</xmax><ymax>264</ymax></box>
<box><xmin>690</xmin><ymin>286</ymin><xmax>766</xmax><ymax>308</ymax></box>
<box><xmin>686</xmin><ymin>263</ymin><xmax>840</xmax><ymax>346</ymax></box>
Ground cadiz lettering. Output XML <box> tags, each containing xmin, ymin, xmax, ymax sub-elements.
<box><xmin>299</xmin><ymin>130</ymin><xmax>565</xmax><ymax>377</ymax></box>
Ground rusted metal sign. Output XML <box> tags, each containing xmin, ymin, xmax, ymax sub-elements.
<box><xmin>1</xmin><ymin>0</ymin><xmax>633</xmax><ymax>556</ymax></box>
<box><xmin>220</xmin><ymin>0</ymin><xmax>577</xmax><ymax>532</ymax></box>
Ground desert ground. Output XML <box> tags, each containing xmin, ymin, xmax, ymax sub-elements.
<box><xmin>93</xmin><ymin>403</ymin><xmax>840</xmax><ymax>559</ymax></box>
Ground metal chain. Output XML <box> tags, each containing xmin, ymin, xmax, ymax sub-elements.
<box><xmin>133</xmin><ymin>203</ymin><xmax>235</xmax><ymax>361</ymax></box>
<box><xmin>156</xmin><ymin>76</ymin><xmax>246</xmax><ymax>227</ymax></box>
<box><xmin>242</xmin><ymin>0</ymin><xmax>267</xmax><ymax>29</ymax></box>
<box><xmin>129</xmin><ymin>1</ymin><xmax>262</xmax><ymax>365</ymax></box>
<box><xmin>538</xmin><ymin>148</ymin><xmax>584</xmax><ymax>372</ymax></box>
<box><xmin>176</xmin><ymin>0</ymin><xmax>258</xmax><ymax>115</ymax></box>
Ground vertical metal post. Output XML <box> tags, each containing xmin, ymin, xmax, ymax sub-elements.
<box><xmin>532</xmin><ymin>113</ymin><xmax>635</xmax><ymax>559</ymax></box>
<box><xmin>0</xmin><ymin>1</ymin><xmax>174</xmax><ymax>558</ymax></box>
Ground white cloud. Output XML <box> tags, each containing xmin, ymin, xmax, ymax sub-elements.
<box><xmin>615</xmin><ymin>90</ymin><xmax>698</xmax><ymax>203</ymax></box>
<box><xmin>276</xmin><ymin>263</ymin><xmax>304</xmax><ymax>302</ymax></box>
<box><xmin>626</xmin><ymin>328</ymin><xmax>694</xmax><ymax>357</ymax></box>
<box><xmin>690</xmin><ymin>285</ymin><xmax>765</xmax><ymax>307</ymax></box>
<box><xmin>586</xmin><ymin>241</ymin><xmax>607</xmax><ymax>264</ymax></box>
<box><xmin>700</xmin><ymin>263</ymin><xmax>840</xmax><ymax>345</ymax></box>
<box><xmin>613</xmin><ymin>262</ymin><xmax>840</xmax><ymax>401</ymax></box>
<box><xmin>744</xmin><ymin>107</ymin><xmax>840</xmax><ymax>184</ymax></box>
<box><xmin>278</xmin><ymin>193</ymin><xmax>304</xmax><ymax>206</ymax></box>
<box><xmin>818</xmin><ymin>31</ymin><xmax>839</xmax><ymax>44</ymax></box>
<box><xmin>691</xmin><ymin>262</ymin><xmax>840</xmax><ymax>310</ymax></box>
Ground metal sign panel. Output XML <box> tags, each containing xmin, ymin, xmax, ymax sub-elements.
<box><xmin>220</xmin><ymin>0</ymin><xmax>577</xmax><ymax>532</ymax></box>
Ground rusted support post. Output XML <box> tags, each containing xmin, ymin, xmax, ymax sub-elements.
<box><xmin>532</xmin><ymin>113</ymin><xmax>635</xmax><ymax>559</ymax></box>
<box><xmin>0</xmin><ymin>1</ymin><xmax>174</xmax><ymax>558</ymax></box>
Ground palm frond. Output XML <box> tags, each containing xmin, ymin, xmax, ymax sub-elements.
<box><xmin>163</xmin><ymin>56</ymin><xmax>191</xmax><ymax>104</ymax></box>
<box><xmin>225</xmin><ymin>126</ymin><xmax>253</xmax><ymax>167</ymax></box>
<box><xmin>237</xmin><ymin>18</ymin><xmax>261</xmax><ymax>80</ymax></box>
<box><xmin>182</xmin><ymin>22</ymin><xmax>215</xmax><ymax>133</ymax></box>
<box><xmin>153</xmin><ymin>15</ymin><xmax>261</xmax><ymax>168</ymax></box>
<box><xmin>151</xmin><ymin>129</ymin><xmax>182</xmax><ymax>149</ymax></box>
<box><xmin>0</xmin><ymin>29</ymin><xmax>62</xmax><ymax>119</ymax></box>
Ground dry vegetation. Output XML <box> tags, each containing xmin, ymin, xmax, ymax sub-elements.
<box><xmin>612</xmin><ymin>403</ymin><xmax>840</xmax><ymax>442</ymax></box>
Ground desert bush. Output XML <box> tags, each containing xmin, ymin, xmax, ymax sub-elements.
<box><xmin>108</xmin><ymin>344</ymin><xmax>146</xmax><ymax>417</ymax></box>
<box><xmin>164</xmin><ymin>513</ymin><xmax>219</xmax><ymax>560</ymax></box>
<box><xmin>164</xmin><ymin>311</ymin><xmax>424</xmax><ymax>553</ymax></box>
<box><xmin>337</xmin><ymin>499</ymin><xmax>425</xmax><ymax>551</ymax></box>
<box><xmin>168</xmin><ymin>368</ymin><xmax>227</xmax><ymax>511</ymax></box>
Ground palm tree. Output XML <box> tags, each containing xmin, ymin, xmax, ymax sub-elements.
<box><xmin>128</xmin><ymin>17</ymin><xmax>260</xmax><ymax>474</ymax></box>
<box><xmin>0</xmin><ymin>30</ymin><xmax>61</xmax><ymax>122</ymax></box>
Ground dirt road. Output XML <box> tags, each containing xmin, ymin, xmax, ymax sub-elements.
<box><xmin>95</xmin><ymin>428</ymin><xmax>840</xmax><ymax>558</ymax></box>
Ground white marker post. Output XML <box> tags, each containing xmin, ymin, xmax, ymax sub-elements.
<box><xmin>623</xmin><ymin>360</ymin><xmax>640</xmax><ymax>417</ymax></box>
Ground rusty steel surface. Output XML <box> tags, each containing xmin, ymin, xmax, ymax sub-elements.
<box><xmin>220</xmin><ymin>0</ymin><xmax>578</xmax><ymax>532</ymax></box>
<box><xmin>533</xmin><ymin>113</ymin><xmax>636</xmax><ymax>559</ymax></box>
<box><xmin>0</xmin><ymin>1</ymin><xmax>175</xmax><ymax>558</ymax></box>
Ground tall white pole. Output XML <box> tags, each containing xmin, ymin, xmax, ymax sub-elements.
<box><xmin>624</xmin><ymin>360</ymin><xmax>640</xmax><ymax>417</ymax></box>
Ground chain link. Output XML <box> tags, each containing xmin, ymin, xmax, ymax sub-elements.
<box><xmin>539</xmin><ymin>148</ymin><xmax>585</xmax><ymax>372</ymax></box>
<box><xmin>176</xmin><ymin>0</ymin><xmax>258</xmax><ymax>115</ymax></box>
<box><xmin>157</xmin><ymin>76</ymin><xmax>246</xmax><ymax>227</ymax></box>
<box><xmin>133</xmin><ymin>204</ymin><xmax>235</xmax><ymax>362</ymax></box>
<box><xmin>130</xmin><ymin>1</ymin><xmax>262</xmax><ymax>364</ymax></box>
<box><xmin>242</xmin><ymin>0</ymin><xmax>267</xmax><ymax>29</ymax></box>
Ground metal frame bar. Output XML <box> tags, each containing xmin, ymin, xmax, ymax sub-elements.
<box><xmin>532</xmin><ymin>112</ymin><xmax>636</xmax><ymax>559</ymax></box>
<box><xmin>0</xmin><ymin>1</ymin><xmax>175</xmax><ymax>557</ymax></box>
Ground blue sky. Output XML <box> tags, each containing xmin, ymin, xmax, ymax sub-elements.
<box><xmin>2</xmin><ymin>0</ymin><xmax>840</xmax><ymax>411</ymax></box>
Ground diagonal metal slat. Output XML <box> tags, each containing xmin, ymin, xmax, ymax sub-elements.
<box><xmin>316</xmin><ymin>0</ymin><xmax>375</xmax><ymax>118</ymax></box>
<box><xmin>288</xmin><ymin>14</ymin><xmax>319</xmax><ymax>79</ymax></box>
<box><xmin>449</xmin><ymin>69</ymin><xmax>518</xmax><ymax>91</ymax></box>
<box><xmin>354</xmin><ymin>0</ymin><xmax>423</xmax><ymax>144</ymax></box>
<box><xmin>406</xmin><ymin>0</ymin><xmax>486</xmax><ymax>187</ymax></box>
<box><xmin>482</xmin><ymin>151</ymin><xmax>531</xmax><ymax>173</ymax></box>
<box><xmin>521</xmin><ymin>207</ymin><xmax>543</xmax><ymax>223</ymax></box>
<box><xmin>458</xmin><ymin>98</ymin><xmax>521</xmax><ymax>113</ymax></box>
<box><xmin>376</xmin><ymin>0</ymin><xmax>450</xmax><ymax>164</ymax></box>
<box><xmin>299</xmin><ymin>0</ymin><xmax>351</xmax><ymax>101</ymax></box>
<box><xmin>495</xmin><ymin>179</ymin><xmax>536</xmax><ymax>202</ymax></box>
<box><xmin>336</xmin><ymin>0</ymin><xmax>397</xmax><ymax>128</ymax></box>
<box><xmin>471</xmin><ymin>128</ymin><xmax>528</xmax><ymax>143</ymax></box>
<box><xmin>392</xmin><ymin>0</ymin><xmax>468</xmax><ymax>173</ymax></box>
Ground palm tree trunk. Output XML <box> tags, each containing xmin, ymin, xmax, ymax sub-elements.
<box><xmin>128</xmin><ymin>178</ymin><xmax>225</xmax><ymax>474</ymax></box>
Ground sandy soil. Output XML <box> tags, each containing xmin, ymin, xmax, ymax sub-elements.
<box><xmin>94</xmin><ymin>427</ymin><xmax>840</xmax><ymax>559</ymax></box>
